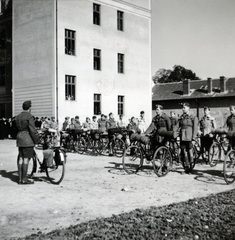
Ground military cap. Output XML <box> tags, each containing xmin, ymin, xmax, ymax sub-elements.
<box><xmin>181</xmin><ymin>102</ymin><xmax>190</xmax><ymax>108</ymax></box>
<box><xmin>155</xmin><ymin>104</ymin><xmax>163</xmax><ymax>109</ymax></box>
<box><xmin>22</xmin><ymin>100</ymin><xmax>31</xmax><ymax>110</ymax></box>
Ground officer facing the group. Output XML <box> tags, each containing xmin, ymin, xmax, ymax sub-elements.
<box><xmin>178</xmin><ymin>102</ymin><xmax>198</xmax><ymax>174</ymax></box>
<box><xmin>15</xmin><ymin>100</ymin><xmax>39</xmax><ymax>184</ymax></box>
<box><xmin>225</xmin><ymin>105</ymin><xmax>235</xmax><ymax>149</ymax></box>
<box><xmin>151</xmin><ymin>104</ymin><xmax>171</xmax><ymax>149</ymax></box>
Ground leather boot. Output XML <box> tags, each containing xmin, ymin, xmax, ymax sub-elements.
<box><xmin>22</xmin><ymin>163</ymin><xmax>34</xmax><ymax>184</ymax></box>
<box><xmin>18</xmin><ymin>163</ymin><xmax>23</xmax><ymax>184</ymax></box>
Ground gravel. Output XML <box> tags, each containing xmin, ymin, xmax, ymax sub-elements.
<box><xmin>20</xmin><ymin>189</ymin><xmax>235</xmax><ymax>240</ymax></box>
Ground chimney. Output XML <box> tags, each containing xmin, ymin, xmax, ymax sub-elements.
<box><xmin>220</xmin><ymin>76</ymin><xmax>227</xmax><ymax>93</ymax></box>
<box><xmin>207</xmin><ymin>77</ymin><xmax>212</xmax><ymax>94</ymax></box>
<box><xmin>183</xmin><ymin>79</ymin><xmax>190</xmax><ymax>95</ymax></box>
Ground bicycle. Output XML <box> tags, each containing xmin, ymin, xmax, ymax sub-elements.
<box><xmin>223</xmin><ymin>148</ymin><xmax>235</xmax><ymax>184</ymax></box>
<box><xmin>208</xmin><ymin>130</ymin><xmax>230</xmax><ymax>167</ymax></box>
<box><xmin>122</xmin><ymin>133</ymin><xmax>172</xmax><ymax>177</ymax></box>
<box><xmin>27</xmin><ymin>147</ymin><xmax>67</xmax><ymax>184</ymax></box>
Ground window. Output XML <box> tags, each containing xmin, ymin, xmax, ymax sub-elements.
<box><xmin>65</xmin><ymin>29</ymin><xmax>75</xmax><ymax>55</ymax></box>
<box><xmin>0</xmin><ymin>66</ymin><xmax>5</xmax><ymax>86</ymax></box>
<box><xmin>118</xmin><ymin>53</ymin><xmax>124</xmax><ymax>73</ymax></box>
<box><xmin>118</xmin><ymin>96</ymin><xmax>124</xmax><ymax>115</ymax></box>
<box><xmin>94</xmin><ymin>94</ymin><xmax>101</xmax><ymax>115</ymax></box>
<box><xmin>94</xmin><ymin>49</ymin><xmax>101</xmax><ymax>70</ymax></box>
<box><xmin>0</xmin><ymin>103</ymin><xmax>5</xmax><ymax>118</ymax></box>
<box><xmin>93</xmin><ymin>3</ymin><xmax>100</xmax><ymax>25</ymax></box>
<box><xmin>117</xmin><ymin>11</ymin><xmax>124</xmax><ymax>31</ymax></box>
<box><xmin>65</xmin><ymin>75</ymin><xmax>76</xmax><ymax>100</ymax></box>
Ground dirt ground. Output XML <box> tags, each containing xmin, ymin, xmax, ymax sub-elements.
<box><xmin>0</xmin><ymin>139</ymin><xmax>234</xmax><ymax>240</ymax></box>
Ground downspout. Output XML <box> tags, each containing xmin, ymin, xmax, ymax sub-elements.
<box><xmin>56</xmin><ymin>0</ymin><xmax>58</xmax><ymax>121</ymax></box>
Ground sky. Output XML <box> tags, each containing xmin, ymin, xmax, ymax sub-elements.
<box><xmin>151</xmin><ymin>0</ymin><xmax>235</xmax><ymax>79</ymax></box>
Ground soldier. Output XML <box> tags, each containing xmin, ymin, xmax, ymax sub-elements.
<box><xmin>138</xmin><ymin>111</ymin><xmax>146</xmax><ymax>133</ymax></box>
<box><xmin>169</xmin><ymin>111</ymin><xmax>178</xmax><ymax>131</ymax></box>
<box><xmin>151</xmin><ymin>104</ymin><xmax>171</xmax><ymax>149</ymax></box>
<box><xmin>15</xmin><ymin>101</ymin><xmax>38</xmax><ymax>184</ymax></box>
<box><xmin>198</xmin><ymin>107</ymin><xmax>216</xmax><ymax>160</ymax></box>
<box><xmin>225</xmin><ymin>105</ymin><xmax>235</xmax><ymax>149</ymax></box>
<box><xmin>178</xmin><ymin>103</ymin><xmax>198</xmax><ymax>174</ymax></box>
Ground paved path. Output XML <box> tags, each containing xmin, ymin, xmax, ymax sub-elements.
<box><xmin>0</xmin><ymin>139</ymin><xmax>234</xmax><ymax>239</ymax></box>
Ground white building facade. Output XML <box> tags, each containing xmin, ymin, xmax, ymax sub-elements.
<box><xmin>13</xmin><ymin>0</ymin><xmax>152</xmax><ymax>126</ymax></box>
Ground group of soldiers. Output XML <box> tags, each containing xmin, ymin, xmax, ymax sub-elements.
<box><xmin>151</xmin><ymin>103</ymin><xmax>235</xmax><ymax>174</ymax></box>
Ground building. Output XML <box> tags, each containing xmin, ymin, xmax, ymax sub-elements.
<box><xmin>12</xmin><ymin>0</ymin><xmax>152</xmax><ymax>126</ymax></box>
<box><xmin>0</xmin><ymin>0</ymin><xmax>12</xmax><ymax>118</ymax></box>
<box><xmin>152</xmin><ymin>77</ymin><xmax>235</xmax><ymax>127</ymax></box>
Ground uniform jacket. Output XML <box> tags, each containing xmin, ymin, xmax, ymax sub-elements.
<box><xmin>152</xmin><ymin>113</ymin><xmax>171</xmax><ymax>132</ymax></box>
<box><xmin>127</xmin><ymin>122</ymin><xmax>141</xmax><ymax>134</ymax></box>
<box><xmin>179</xmin><ymin>113</ymin><xmax>198</xmax><ymax>141</ymax></box>
<box><xmin>98</xmin><ymin>119</ymin><xmax>107</xmax><ymax>133</ymax></box>
<box><xmin>226</xmin><ymin>115</ymin><xmax>235</xmax><ymax>131</ymax></box>
<box><xmin>15</xmin><ymin>111</ymin><xmax>39</xmax><ymax>147</ymax></box>
<box><xmin>106</xmin><ymin>118</ymin><xmax>117</xmax><ymax>129</ymax></box>
<box><xmin>199</xmin><ymin>115</ymin><xmax>216</xmax><ymax>136</ymax></box>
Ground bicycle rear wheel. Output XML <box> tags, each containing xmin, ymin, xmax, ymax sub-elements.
<box><xmin>152</xmin><ymin>146</ymin><xmax>172</xmax><ymax>177</ymax></box>
<box><xmin>122</xmin><ymin>145</ymin><xmax>143</xmax><ymax>174</ymax></box>
<box><xmin>113</xmin><ymin>138</ymin><xmax>125</xmax><ymax>158</ymax></box>
<box><xmin>74</xmin><ymin>137</ymin><xmax>86</xmax><ymax>154</ymax></box>
<box><xmin>208</xmin><ymin>142</ymin><xmax>221</xmax><ymax>167</ymax></box>
<box><xmin>46</xmin><ymin>153</ymin><xmax>65</xmax><ymax>184</ymax></box>
<box><xmin>223</xmin><ymin>149</ymin><xmax>235</xmax><ymax>184</ymax></box>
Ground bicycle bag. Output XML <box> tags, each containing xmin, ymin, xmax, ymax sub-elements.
<box><xmin>43</xmin><ymin>149</ymin><xmax>54</xmax><ymax>168</ymax></box>
<box><xmin>54</xmin><ymin>148</ymin><xmax>66</xmax><ymax>165</ymax></box>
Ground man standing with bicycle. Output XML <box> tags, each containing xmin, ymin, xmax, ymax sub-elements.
<box><xmin>15</xmin><ymin>101</ymin><xmax>39</xmax><ymax>184</ymax></box>
<box><xmin>178</xmin><ymin>102</ymin><xmax>198</xmax><ymax>174</ymax></box>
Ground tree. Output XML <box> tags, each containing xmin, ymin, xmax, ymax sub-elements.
<box><xmin>152</xmin><ymin>65</ymin><xmax>201</xmax><ymax>84</ymax></box>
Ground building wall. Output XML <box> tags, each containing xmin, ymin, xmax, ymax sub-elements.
<box><xmin>12</xmin><ymin>0</ymin><xmax>56</xmax><ymax>117</ymax></box>
<box><xmin>57</xmin><ymin>0</ymin><xmax>152</xmax><ymax>126</ymax></box>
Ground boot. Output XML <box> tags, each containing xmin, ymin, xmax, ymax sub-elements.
<box><xmin>188</xmin><ymin>148</ymin><xmax>194</xmax><ymax>172</ymax></box>
<box><xmin>22</xmin><ymin>162</ymin><xmax>34</xmax><ymax>184</ymax></box>
<box><xmin>17</xmin><ymin>163</ymin><xmax>23</xmax><ymax>184</ymax></box>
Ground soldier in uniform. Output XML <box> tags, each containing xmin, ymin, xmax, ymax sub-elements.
<box><xmin>198</xmin><ymin>106</ymin><xmax>216</xmax><ymax>160</ymax></box>
<box><xmin>138</xmin><ymin>111</ymin><xmax>146</xmax><ymax>133</ymax></box>
<box><xmin>178</xmin><ymin>102</ymin><xmax>198</xmax><ymax>174</ymax></box>
<box><xmin>225</xmin><ymin>105</ymin><xmax>235</xmax><ymax>149</ymax></box>
<box><xmin>106</xmin><ymin>112</ymin><xmax>117</xmax><ymax>156</ymax></box>
<box><xmin>169</xmin><ymin>111</ymin><xmax>178</xmax><ymax>131</ymax></box>
<box><xmin>15</xmin><ymin>101</ymin><xmax>38</xmax><ymax>184</ymax></box>
<box><xmin>151</xmin><ymin>105</ymin><xmax>171</xmax><ymax>149</ymax></box>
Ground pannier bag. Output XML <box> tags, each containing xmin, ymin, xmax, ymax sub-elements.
<box><xmin>139</xmin><ymin>135</ymin><xmax>151</xmax><ymax>145</ymax></box>
<box><xmin>108</xmin><ymin>127</ymin><xmax>124</xmax><ymax>135</ymax></box>
<box><xmin>74</xmin><ymin>129</ymin><xmax>84</xmax><ymax>134</ymax></box>
<box><xmin>90</xmin><ymin>129</ymin><xmax>102</xmax><ymax>140</ymax></box>
<box><xmin>54</xmin><ymin>148</ymin><xmax>66</xmax><ymax>165</ymax></box>
<box><xmin>130</xmin><ymin>133</ymin><xmax>141</xmax><ymax>142</ymax></box>
<box><xmin>43</xmin><ymin>149</ymin><xmax>54</xmax><ymax>168</ymax></box>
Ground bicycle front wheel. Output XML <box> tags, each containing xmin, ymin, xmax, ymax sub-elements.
<box><xmin>152</xmin><ymin>146</ymin><xmax>172</xmax><ymax>177</ymax></box>
<box><xmin>223</xmin><ymin>149</ymin><xmax>235</xmax><ymax>184</ymax></box>
<box><xmin>208</xmin><ymin>142</ymin><xmax>221</xmax><ymax>167</ymax></box>
<box><xmin>122</xmin><ymin>145</ymin><xmax>143</xmax><ymax>174</ymax></box>
<box><xmin>113</xmin><ymin>138</ymin><xmax>125</xmax><ymax>158</ymax></box>
<box><xmin>46</xmin><ymin>158</ymin><xmax>65</xmax><ymax>184</ymax></box>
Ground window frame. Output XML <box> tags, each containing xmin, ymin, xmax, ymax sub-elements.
<box><xmin>94</xmin><ymin>94</ymin><xmax>101</xmax><ymax>115</ymax></box>
<box><xmin>93</xmin><ymin>3</ymin><xmax>100</xmax><ymax>25</ymax></box>
<box><xmin>94</xmin><ymin>49</ymin><xmax>101</xmax><ymax>70</ymax></box>
<box><xmin>65</xmin><ymin>29</ymin><xmax>76</xmax><ymax>56</ymax></box>
<box><xmin>117</xmin><ymin>53</ymin><xmax>124</xmax><ymax>73</ymax></box>
<box><xmin>65</xmin><ymin>75</ymin><xmax>76</xmax><ymax>101</ymax></box>
<box><xmin>118</xmin><ymin>95</ymin><xmax>124</xmax><ymax>115</ymax></box>
<box><xmin>117</xmin><ymin>10</ymin><xmax>124</xmax><ymax>31</ymax></box>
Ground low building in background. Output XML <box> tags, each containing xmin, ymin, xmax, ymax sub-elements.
<box><xmin>152</xmin><ymin>76</ymin><xmax>235</xmax><ymax>127</ymax></box>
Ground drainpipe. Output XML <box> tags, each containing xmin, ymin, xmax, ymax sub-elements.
<box><xmin>56</xmin><ymin>0</ymin><xmax>58</xmax><ymax>121</ymax></box>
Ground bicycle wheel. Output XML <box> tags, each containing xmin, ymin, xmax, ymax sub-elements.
<box><xmin>152</xmin><ymin>146</ymin><xmax>172</xmax><ymax>177</ymax></box>
<box><xmin>46</xmin><ymin>152</ymin><xmax>65</xmax><ymax>184</ymax></box>
<box><xmin>208</xmin><ymin>142</ymin><xmax>221</xmax><ymax>167</ymax></box>
<box><xmin>122</xmin><ymin>145</ymin><xmax>143</xmax><ymax>174</ymax></box>
<box><xmin>74</xmin><ymin>137</ymin><xmax>86</xmax><ymax>154</ymax></box>
<box><xmin>113</xmin><ymin>138</ymin><xmax>125</xmax><ymax>158</ymax></box>
<box><xmin>27</xmin><ymin>155</ymin><xmax>37</xmax><ymax>178</ymax></box>
<box><xmin>223</xmin><ymin>149</ymin><xmax>235</xmax><ymax>184</ymax></box>
<box><xmin>98</xmin><ymin>137</ymin><xmax>109</xmax><ymax>155</ymax></box>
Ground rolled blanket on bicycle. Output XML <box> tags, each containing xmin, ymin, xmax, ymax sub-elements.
<box><xmin>43</xmin><ymin>149</ymin><xmax>54</xmax><ymax>167</ymax></box>
<box><xmin>139</xmin><ymin>134</ymin><xmax>151</xmax><ymax>145</ymax></box>
<box><xmin>211</xmin><ymin>128</ymin><xmax>227</xmax><ymax>134</ymax></box>
<box><xmin>130</xmin><ymin>133</ymin><xmax>141</xmax><ymax>141</ymax></box>
<box><xmin>226</xmin><ymin>131</ymin><xmax>235</xmax><ymax>139</ymax></box>
<box><xmin>48</xmin><ymin>128</ymin><xmax>57</xmax><ymax>133</ymax></box>
<box><xmin>108</xmin><ymin>127</ymin><xmax>123</xmax><ymax>135</ymax></box>
<box><xmin>90</xmin><ymin>129</ymin><xmax>102</xmax><ymax>139</ymax></box>
<box><xmin>74</xmin><ymin>129</ymin><xmax>84</xmax><ymax>134</ymax></box>
<box><xmin>157</xmin><ymin>129</ymin><xmax>178</xmax><ymax>139</ymax></box>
